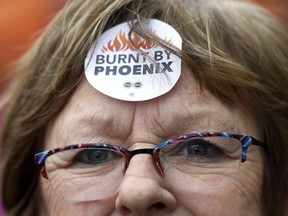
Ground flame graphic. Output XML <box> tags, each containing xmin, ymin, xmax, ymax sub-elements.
<box><xmin>101</xmin><ymin>30</ymin><xmax>172</xmax><ymax>52</ymax></box>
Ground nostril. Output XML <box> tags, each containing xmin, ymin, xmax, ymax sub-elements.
<box><xmin>148</xmin><ymin>202</ymin><xmax>166</xmax><ymax>211</ymax></box>
<box><xmin>117</xmin><ymin>204</ymin><xmax>132</xmax><ymax>215</ymax></box>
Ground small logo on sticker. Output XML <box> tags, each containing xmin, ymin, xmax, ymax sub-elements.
<box><xmin>134</xmin><ymin>82</ymin><xmax>143</xmax><ymax>88</ymax></box>
<box><xmin>85</xmin><ymin>19</ymin><xmax>182</xmax><ymax>101</ymax></box>
<box><xmin>123</xmin><ymin>82</ymin><xmax>132</xmax><ymax>88</ymax></box>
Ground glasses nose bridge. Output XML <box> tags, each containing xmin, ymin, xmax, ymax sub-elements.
<box><xmin>126</xmin><ymin>148</ymin><xmax>164</xmax><ymax>176</ymax></box>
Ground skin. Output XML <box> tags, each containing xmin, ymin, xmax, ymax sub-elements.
<box><xmin>40</xmin><ymin>69</ymin><xmax>264</xmax><ymax>216</ymax></box>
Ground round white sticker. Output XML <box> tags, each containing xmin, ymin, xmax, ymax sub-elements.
<box><xmin>85</xmin><ymin>19</ymin><xmax>182</xmax><ymax>101</ymax></box>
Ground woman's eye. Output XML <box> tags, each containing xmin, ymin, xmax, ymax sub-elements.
<box><xmin>73</xmin><ymin>149</ymin><xmax>111</xmax><ymax>165</ymax></box>
<box><xmin>176</xmin><ymin>139</ymin><xmax>223</xmax><ymax>159</ymax></box>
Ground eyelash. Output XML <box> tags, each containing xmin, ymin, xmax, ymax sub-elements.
<box><xmin>164</xmin><ymin>139</ymin><xmax>224</xmax><ymax>162</ymax></box>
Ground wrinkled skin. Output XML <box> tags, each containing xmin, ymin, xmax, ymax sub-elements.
<box><xmin>40</xmin><ymin>70</ymin><xmax>264</xmax><ymax>216</ymax></box>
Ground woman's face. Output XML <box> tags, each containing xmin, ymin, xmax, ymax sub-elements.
<box><xmin>41</xmin><ymin>70</ymin><xmax>264</xmax><ymax>216</ymax></box>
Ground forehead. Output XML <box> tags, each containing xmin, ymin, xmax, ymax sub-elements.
<box><xmin>44</xmin><ymin>69</ymin><xmax>260</xmax><ymax>148</ymax></box>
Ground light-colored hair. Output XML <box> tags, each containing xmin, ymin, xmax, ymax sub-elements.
<box><xmin>1</xmin><ymin>0</ymin><xmax>288</xmax><ymax>215</ymax></box>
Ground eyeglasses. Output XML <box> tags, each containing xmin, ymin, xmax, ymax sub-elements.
<box><xmin>35</xmin><ymin>132</ymin><xmax>263</xmax><ymax>202</ymax></box>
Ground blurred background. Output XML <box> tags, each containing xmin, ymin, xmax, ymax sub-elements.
<box><xmin>0</xmin><ymin>0</ymin><xmax>287</xmax><ymax>214</ymax></box>
<box><xmin>0</xmin><ymin>0</ymin><xmax>66</xmax><ymax>99</ymax></box>
<box><xmin>253</xmin><ymin>0</ymin><xmax>288</xmax><ymax>22</ymax></box>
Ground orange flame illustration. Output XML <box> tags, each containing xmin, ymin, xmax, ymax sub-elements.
<box><xmin>101</xmin><ymin>30</ymin><xmax>172</xmax><ymax>53</ymax></box>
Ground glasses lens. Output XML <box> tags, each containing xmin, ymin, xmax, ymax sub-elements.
<box><xmin>45</xmin><ymin>148</ymin><xmax>126</xmax><ymax>201</ymax></box>
<box><xmin>159</xmin><ymin>136</ymin><xmax>242</xmax><ymax>190</ymax></box>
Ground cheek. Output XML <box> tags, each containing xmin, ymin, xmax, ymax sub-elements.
<box><xmin>172</xmin><ymin>157</ymin><xmax>264</xmax><ymax>215</ymax></box>
<box><xmin>175</xmin><ymin>186</ymin><xmax>263</xmax><ymax>216</ymax></box>
<box><xmin>40</xmin><ymin>177</ymin><xmax>117</xmax><ymax>216</ymax></box>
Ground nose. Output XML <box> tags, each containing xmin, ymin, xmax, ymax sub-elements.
<box><xmin>115</xmin><ymin>154</ymin><xmax>176</xmax><ymax>215</ymax></box>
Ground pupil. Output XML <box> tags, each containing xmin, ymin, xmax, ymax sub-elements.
<box><xmin>88</xmin><ymin>150</ymin><xmax>108</xmax><ymax>162</ymax></box>
<box><xmin>187</xmin><ymin>144</ymin><xmax>208</xmax><ymax>156</ymax></box>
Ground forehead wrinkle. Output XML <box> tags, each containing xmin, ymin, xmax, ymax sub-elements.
<box><xmin>159</xmin><ymin>93</ymin><xmax>217</xmax><ymax>133</ymax></box>
<box><xmin>60</xmin><ymin>99</ymin><xmax>138</xmax><ymax>146</ymax></box>
<box><xmin>182</xmin><ymin>89</ymin><xmax>239</xmax><ymax>132</ymax></box>
<box><xmin>62</xmin><ymin>112</ymin><xmax>117</xmax><ymax>143</ymax></box>
<box><xmin>127</xmin><ymin>95</ymin><xmax>233</xmax><ymax>144</ymax></box>
<box><xmin>163</xmin><ymin>94</ymin><xmax>237</xmax><ymax>135</ymax></box>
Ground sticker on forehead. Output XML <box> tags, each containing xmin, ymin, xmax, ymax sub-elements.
<box><xmin>84</xmin><ymin>19</ymin><xmax>182</xmax><ymax>101</ymax></box>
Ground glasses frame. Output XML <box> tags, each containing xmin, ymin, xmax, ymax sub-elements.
<box><xmin>35</xmin><ymin>131</ymin><xmax>264</xmax><ymax>179</ymax></box>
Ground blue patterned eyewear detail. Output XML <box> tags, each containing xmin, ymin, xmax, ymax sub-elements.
<box><xmin>35</xmin><ymin>132</ymin><xmax>264</xmax><ymax>201</ymax></box>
